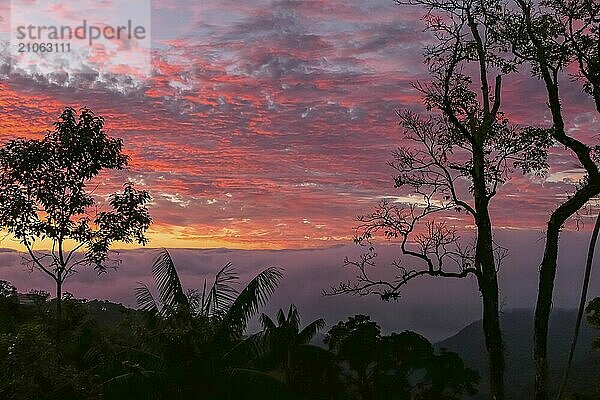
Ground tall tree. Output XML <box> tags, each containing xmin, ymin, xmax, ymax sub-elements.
<box><xmin>0</xmin><ymin>107</ymin><xmax>152</xmax><ymax>321</ymax></box>
<box><xmin>501</xmin><ymin>2</ymin><xmax>600</xmax><ymax>398</ymax></box>
<box><xmin>329</xmin><ymin>1</ymin><xmax>553</xmax><ymax>399</ymax></box>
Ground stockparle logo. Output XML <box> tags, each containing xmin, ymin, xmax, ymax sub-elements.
<box><xmin>9</xmin><ymin>0</ymin><xmax>151</xmax><ymax>80</ymax></box>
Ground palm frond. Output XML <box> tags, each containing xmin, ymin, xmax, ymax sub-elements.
<box><xmin>200</xmin><ymin>278</ymin><xmax>207</xmax><ymax>315</ymax></box>
<box><xmin>119</xmin><ymin>345</ymin><xmax>166</xmax><ymax>368</ymax></box>
<box><xmin>151</xmin><ymin>249</ymin><xmax>189</xmax><ymax>310</ymax></box>
<box><xmin>221</xmin><ymin>267</ymin><xmax>282</xmax><ymax>338</ymax></box>
<box><xmin>260</xmin><ymin>313</ymin><xmax>278</xmax><ymax>331</ymax></box>
<box><xmin>298</xmin><ymin>318</ymin><xmax>326</xmax><ymax>345</ymax></box>
<box><xmin>276</xmin><ymin>308</ymin><xmax>286</xmax><ymax>326</ymax></box>
<box><xmin>222</xmin><ymin>331</ymin><xmax>269</xmax><ymax>363</ymax></box>
<box><xmin>187</xmin><ymin>289</ymin><xmax>203</xmax><ymax>313</ymax></box>
<box><xmin>135</xmin><ymin>282</ymin><xmax>159</xmax><ymax>315</ymax></box>
<box><xmin>205</xmin><ymin>262</ymin><xmax>239</xmax><ymax>316</ymax></box>
<box><xmin>287</xmin><ymin>304</ymin><xmax>301</xmax><ymax>331</ymax></box>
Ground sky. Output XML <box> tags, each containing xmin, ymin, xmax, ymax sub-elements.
<box><xmin>0</xmin><ymin>0</ymin><xmax>596</xmax><ymax>250</ymax></box>
<box><xmin>0</xmin><ymin>0</ymin><xmax>598</xmax><ymax>336</ymax></box>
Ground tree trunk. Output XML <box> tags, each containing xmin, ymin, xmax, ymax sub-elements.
<box><xmin>477</xmin><ymin>221</ymin><xmax>505</xmax><ymax>400</ymax></box>
<box><xmin>534</xmin><ymin>224</ymin><xmax>559</xmax><ymax>400</ymax></box>
<box><xmin>473</xmin><ymin>140</ymin><xmax>505</xmax><ymax>400</ymax></box>
<box><xmin>55</xmin><ymin>278</ymin><xmax>62</xmax><ymax>348</ymax></box>
<box><xmin>482</xmin><ymin>291</ymin><xmax>504</xmax><ymax>400</ymax></box>
<box><xmin>56</xmin><ymin>279</ymin><xmax>62</xmax><ymax>321</ymax></box>
<box><xmin>534</xmin><ymin>183</ymin><xmax>600</xmax><ymax>400</ymax></box>
<box><xmin>556</xmin><ymin>212</ymin><xmax>600</xmax><ymax>400</ymax></box>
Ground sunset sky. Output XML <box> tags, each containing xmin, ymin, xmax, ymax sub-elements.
<box><xmin>0</xmin><ymin>0</ymin><xmax>597</xmax><ymax>251</ymax></box>
<box><xmin>0</xmin><ymin>0</ymin><xmax>598</xmax><ymax>343</ymax></box>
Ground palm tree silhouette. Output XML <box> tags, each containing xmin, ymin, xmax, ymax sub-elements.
<box><xmin>259</xmin><ymin>304</ymin><xmax>325</xmax><ymax>385</ymax></box>
<box><xmin>123</xmin><ymin>249</ymin><xmax>284</xmax><ymax>398</ymax></box>
<box><xmin>136</xmin><ymin>249</ymin><xmax>281</xmax><ymax>333</ymax></box>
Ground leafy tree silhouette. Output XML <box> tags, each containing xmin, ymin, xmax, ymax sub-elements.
<box><xmin>0</xmin><ymin>281</ymin><xmax>19</xmax><ymax>335</ymax></box>
<box><xmin>0</xmin><ymin>281</ymin><xmax>17</xmax><ymax>298</ymax></box>
<box><xmin>325</xmin><ymin>315</ymin><xmax>479</xmax><ymax>400</ymax></box>
<box><xmin>0</xmin><ymin>107</ymin><xmax>152</xmax><ymax>322</ymax></box>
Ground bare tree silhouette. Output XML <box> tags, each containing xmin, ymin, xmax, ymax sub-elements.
<box><xmin>328</xmin><ymin>1</ymin><xmax>555</xmax><ymax>399</ymax></box>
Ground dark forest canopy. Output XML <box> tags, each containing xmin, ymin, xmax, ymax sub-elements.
<box><xmin>0</xmin><ymin>251</ymin><xmax>480</xmax><ymax>400</ymax></box>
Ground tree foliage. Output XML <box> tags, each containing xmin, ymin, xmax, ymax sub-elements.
<box><xmin>585</xmin><ymin>297</ymin><xmax>600</xmax><ymax>350</ymax></box>
<box><xmin>325</xmin><ymin>315</ymin><xmax>479</xmax><ymax>400</ymax></box>
<box><xmin>0</xmin><ymin>107</ymin><xmax>152</xmax><ymax>318</ymax></box>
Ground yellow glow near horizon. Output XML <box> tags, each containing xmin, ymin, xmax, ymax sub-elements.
<box><xmin>0</xmin><ymin>225</ymin><xmax>338</xmax><ymax>252</ymax></box>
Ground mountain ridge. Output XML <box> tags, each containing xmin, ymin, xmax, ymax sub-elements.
<box><xmin>437</xmin><ymin>308</ymin><xmax>600</xmax><ymax>399</ymax></box>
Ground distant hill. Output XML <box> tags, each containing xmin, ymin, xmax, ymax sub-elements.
<box><xmin>11</xmin><ymin>295</ymin><xmax>142</xmax><ymax>330</ymax></box>
<box><xmin>437</xmin><ymin>309</ymin><xmax>600</xmax><ymax>399</ymax></box>
<box><xmin>82</xmin><ymin>299</ymin><xmax>142</xmax><ymax>328</ymax></box>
